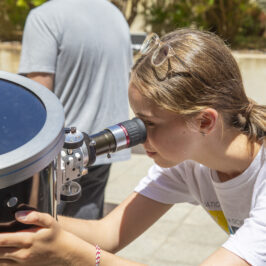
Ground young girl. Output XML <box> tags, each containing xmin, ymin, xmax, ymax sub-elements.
<box><xmin>0</xmin><ymin>28</ymin><xmax>265</xmax><ymax>266</ymax></box>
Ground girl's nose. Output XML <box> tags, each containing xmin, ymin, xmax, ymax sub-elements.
<box><xmin>143</xmin><ymin>137</ymin><xmax>151</xmax><ymax>150</ymax></box>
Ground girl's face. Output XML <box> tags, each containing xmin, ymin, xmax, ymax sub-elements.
<box><xmin>129</xmin><ymin>83</ymin><xmax>199</xmax><ymax>168</ymax></box>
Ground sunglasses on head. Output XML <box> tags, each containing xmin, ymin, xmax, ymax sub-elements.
<box><xmin>139</xmin><ymin>33</ymin><xmax>191</xmax><ymax>81</ymax></box>
<box><xmin>139</xmin><ymin>33</ymin><xmax>208</xmax><ymax>85</ymax></box>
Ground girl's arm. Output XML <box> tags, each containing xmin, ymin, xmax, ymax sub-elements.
<box><xmin>0</xmin><ymin>193</ymin><xmax>171</xmax><ymax>265</ymax></box>
<box><xmin>58</xmin><ymin>192</ymin><xmax>173</xmax><ymax>252</ymax></box>
<box><xmin>201</xmin><ymin>247</ymin><xmax>251</xmax><ymax>266</ymax></box>
<box><xmin>0</xmin><ymin>211</ymin><xmax>146</xmax><ymax>265</ymax></box>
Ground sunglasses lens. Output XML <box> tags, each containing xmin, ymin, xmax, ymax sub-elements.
<box><xmin>152</xmin><ymin>45</ymin><xmax>170</xmax><ymax>66</ymax></box>
<box><xmin>140</xmin><ymin>34</ymin><xmax>159</xmax><ymax>54</ymax></box>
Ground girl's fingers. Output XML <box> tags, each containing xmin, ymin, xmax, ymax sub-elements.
<box><xmin>0</xmin><ymin>258</ymin><xmax>17</xmax><ymax>265</ymax></box>
<box><xmin>0</xmin><ymin>248</ymin><xmax>31</xmax><ymax>264</ymax></box>
<box><xmin>0</xmin><ymin>232</ymin><xmax>33</xmax><ymax>248</ymax></box>
<box><xmin>15</xmin><ymin>211</ymin><xmax>54</xmax><ymax>228</ymax></box>
<box><xmin>0</xmin><ymin>247</ymin><xmax>19</xmax><ymax>256</ymax></box>
<box><xmin>0</xmin><ymin>242</ymin><xmax>35</xmax><ymax>263</ymax></box>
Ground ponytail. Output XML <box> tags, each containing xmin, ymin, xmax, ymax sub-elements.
<box><xmin>235</xmin><ymin>100</ymin><xmax>266</xmax><ymax>142</ymax></box>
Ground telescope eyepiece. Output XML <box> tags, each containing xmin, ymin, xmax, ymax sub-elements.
<box><xmin>118</xmin><ymin>117</ymin><xmax>147</xmax><ymax>148</ymax></box>
<box><xmin>60</xmin><ymin>117</ymin><xmax>146</xmax><ymax>202</ymax></box>
<box><xmin>83</xmin><ymin>117</ymin><xmax>146</xmax><ymax>166</ymax></box>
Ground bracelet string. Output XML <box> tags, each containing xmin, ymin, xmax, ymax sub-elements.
<box><xmin>96</xmin><ymin>244</ymin><xmax>101</xmax><ymax>266</ymax></box>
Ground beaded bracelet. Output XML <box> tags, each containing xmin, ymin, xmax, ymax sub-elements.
<box><xmin>95</xmin><ymin>244</ymin><xmax>101</xmax><ymax>266</ymax></box>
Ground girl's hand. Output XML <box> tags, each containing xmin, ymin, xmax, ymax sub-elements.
<box><xmin>0</xmin><ymin>211</ymin><xmax>77</xmax><ymax>266</ymax></box>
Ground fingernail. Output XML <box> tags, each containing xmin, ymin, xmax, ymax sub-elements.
<box><xmin>15</xmin><ymin>210</ymin><xmax>31</xmax><ymax>220</ymax></box>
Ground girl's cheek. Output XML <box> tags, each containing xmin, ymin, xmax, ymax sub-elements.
<box><xmin>143</xmin><ymin>131</ymin><xmax>154</xmax><ymax>148</ymax></box>
<box><xmin>146</xmin><ymin>128</ymin><xmax>155</xmax><ymax>141</ymax></box>
<box><xmin>149</xmin><ymin>133</ymin><xmax>160</xmax><ymax>148</ymax></box>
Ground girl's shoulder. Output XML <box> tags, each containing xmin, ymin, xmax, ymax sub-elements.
<box><xmin>162</xmin><ymin>160</ymin><xmax>211</xmax><ymax>182</ymax></box>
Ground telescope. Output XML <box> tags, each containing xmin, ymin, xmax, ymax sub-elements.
<box><xmin>0</xmin><ymin>71</ymin><xmax>146</xmax><ymax>232</ymax></box>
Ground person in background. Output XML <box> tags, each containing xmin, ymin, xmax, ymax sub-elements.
<box><xmin>1</xmin><ymin>28</ymin><xmax>265</xmax><ymax>266</ymax></box>
<box><xmin>18</xmin><ymin>0</ymin><xmax>133</xmax><ymax>219</ymax></box>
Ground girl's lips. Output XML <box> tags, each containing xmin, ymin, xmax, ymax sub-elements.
<box><xmin>146</xmin><ymin>151</ymin><xmax>157</xmax><ymax>157</ymax></box>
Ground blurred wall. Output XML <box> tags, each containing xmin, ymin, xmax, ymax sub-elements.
<box><xmin>233</xmin><ymin>52</ymin><xmax>266</xmax><ymax>105</ymax></box>
<box><xmin>0</xmin><ymin>43</ymin><xmax>20</xmax><ymax>74</ymax></box>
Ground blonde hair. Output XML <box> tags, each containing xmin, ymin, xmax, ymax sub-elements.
<box><xmin>132</xmin><ymin>28</ymin><xmax>266</xmax><ymax>142</ymax></box>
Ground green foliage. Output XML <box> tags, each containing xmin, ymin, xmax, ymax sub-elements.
<box><xmin>142</xmin><ymin>0</ymin><xmax>197</xmax><ymax>35</ymax></box>
<box><xmin>0</xmin><ymin>0</ymin><xmax>47</xmax><ymax>41</ymax></box>
<box><xmin>17</xmin><ymin>0</ymin><xmax>47</xmax><ymax>7</ymax></box>
<box><xmin>1</xmin><ymin>0</ymin><xmax>265</xmax><ymax>50</ymax></box>
<box><xmin>142</xmin><ymin>0</ymin><xmax>266</xmax><ymax>49</ymax></box>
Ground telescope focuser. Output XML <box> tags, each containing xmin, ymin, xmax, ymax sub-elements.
<box><xmin>58</xmin><ymin>117</ymin><xmax>146</xmax><ymax>202</ymax></box>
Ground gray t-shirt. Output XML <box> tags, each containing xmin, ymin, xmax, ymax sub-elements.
<box><xmin>19</xmin><ymin>0</ymin><xmax>133</xmax><ymax>164</ymax></box>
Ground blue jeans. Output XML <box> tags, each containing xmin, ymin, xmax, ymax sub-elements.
<box><xmin>57</xmin><ymin>164</ymin><xmax>111</xmax><ymax>219</ymax></box>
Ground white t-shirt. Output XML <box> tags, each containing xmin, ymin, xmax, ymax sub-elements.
<box><xmin>135</xmin><ymin>144</ymin><xmax>266</xmax><ymax>265</ymax></box>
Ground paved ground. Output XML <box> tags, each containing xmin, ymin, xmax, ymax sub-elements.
<box><xmin>104</xmin><ymin>148</ymin><xmax>228</xmax><ymax>266</ymax></box>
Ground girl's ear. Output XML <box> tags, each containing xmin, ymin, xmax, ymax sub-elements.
<box><xmin>194</xmin><ymin>108</ymin><xmax>219</xmax><ymax>135</ymax></box>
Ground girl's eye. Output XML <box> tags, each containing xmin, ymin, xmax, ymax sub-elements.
<box><xmin>144</xmin><ymin>121</ymin><xmax>155</xmax><ymax>127</ymax></box>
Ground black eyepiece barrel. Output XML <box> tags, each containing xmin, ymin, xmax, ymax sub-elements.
<box><xmin>83</xmin><ymin>118</ymin><xmax>146</xmax><ymax>166</ymax></box>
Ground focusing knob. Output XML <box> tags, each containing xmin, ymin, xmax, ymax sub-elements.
<box><xmin>64</xmin><ymin>127</ymin><xmax>84</xmax><ymax>149</ymax></box>
<box><xmin>60</xmin><ymin>181</ymin><xmax>82</xmax><ymax>202</ymax></box>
